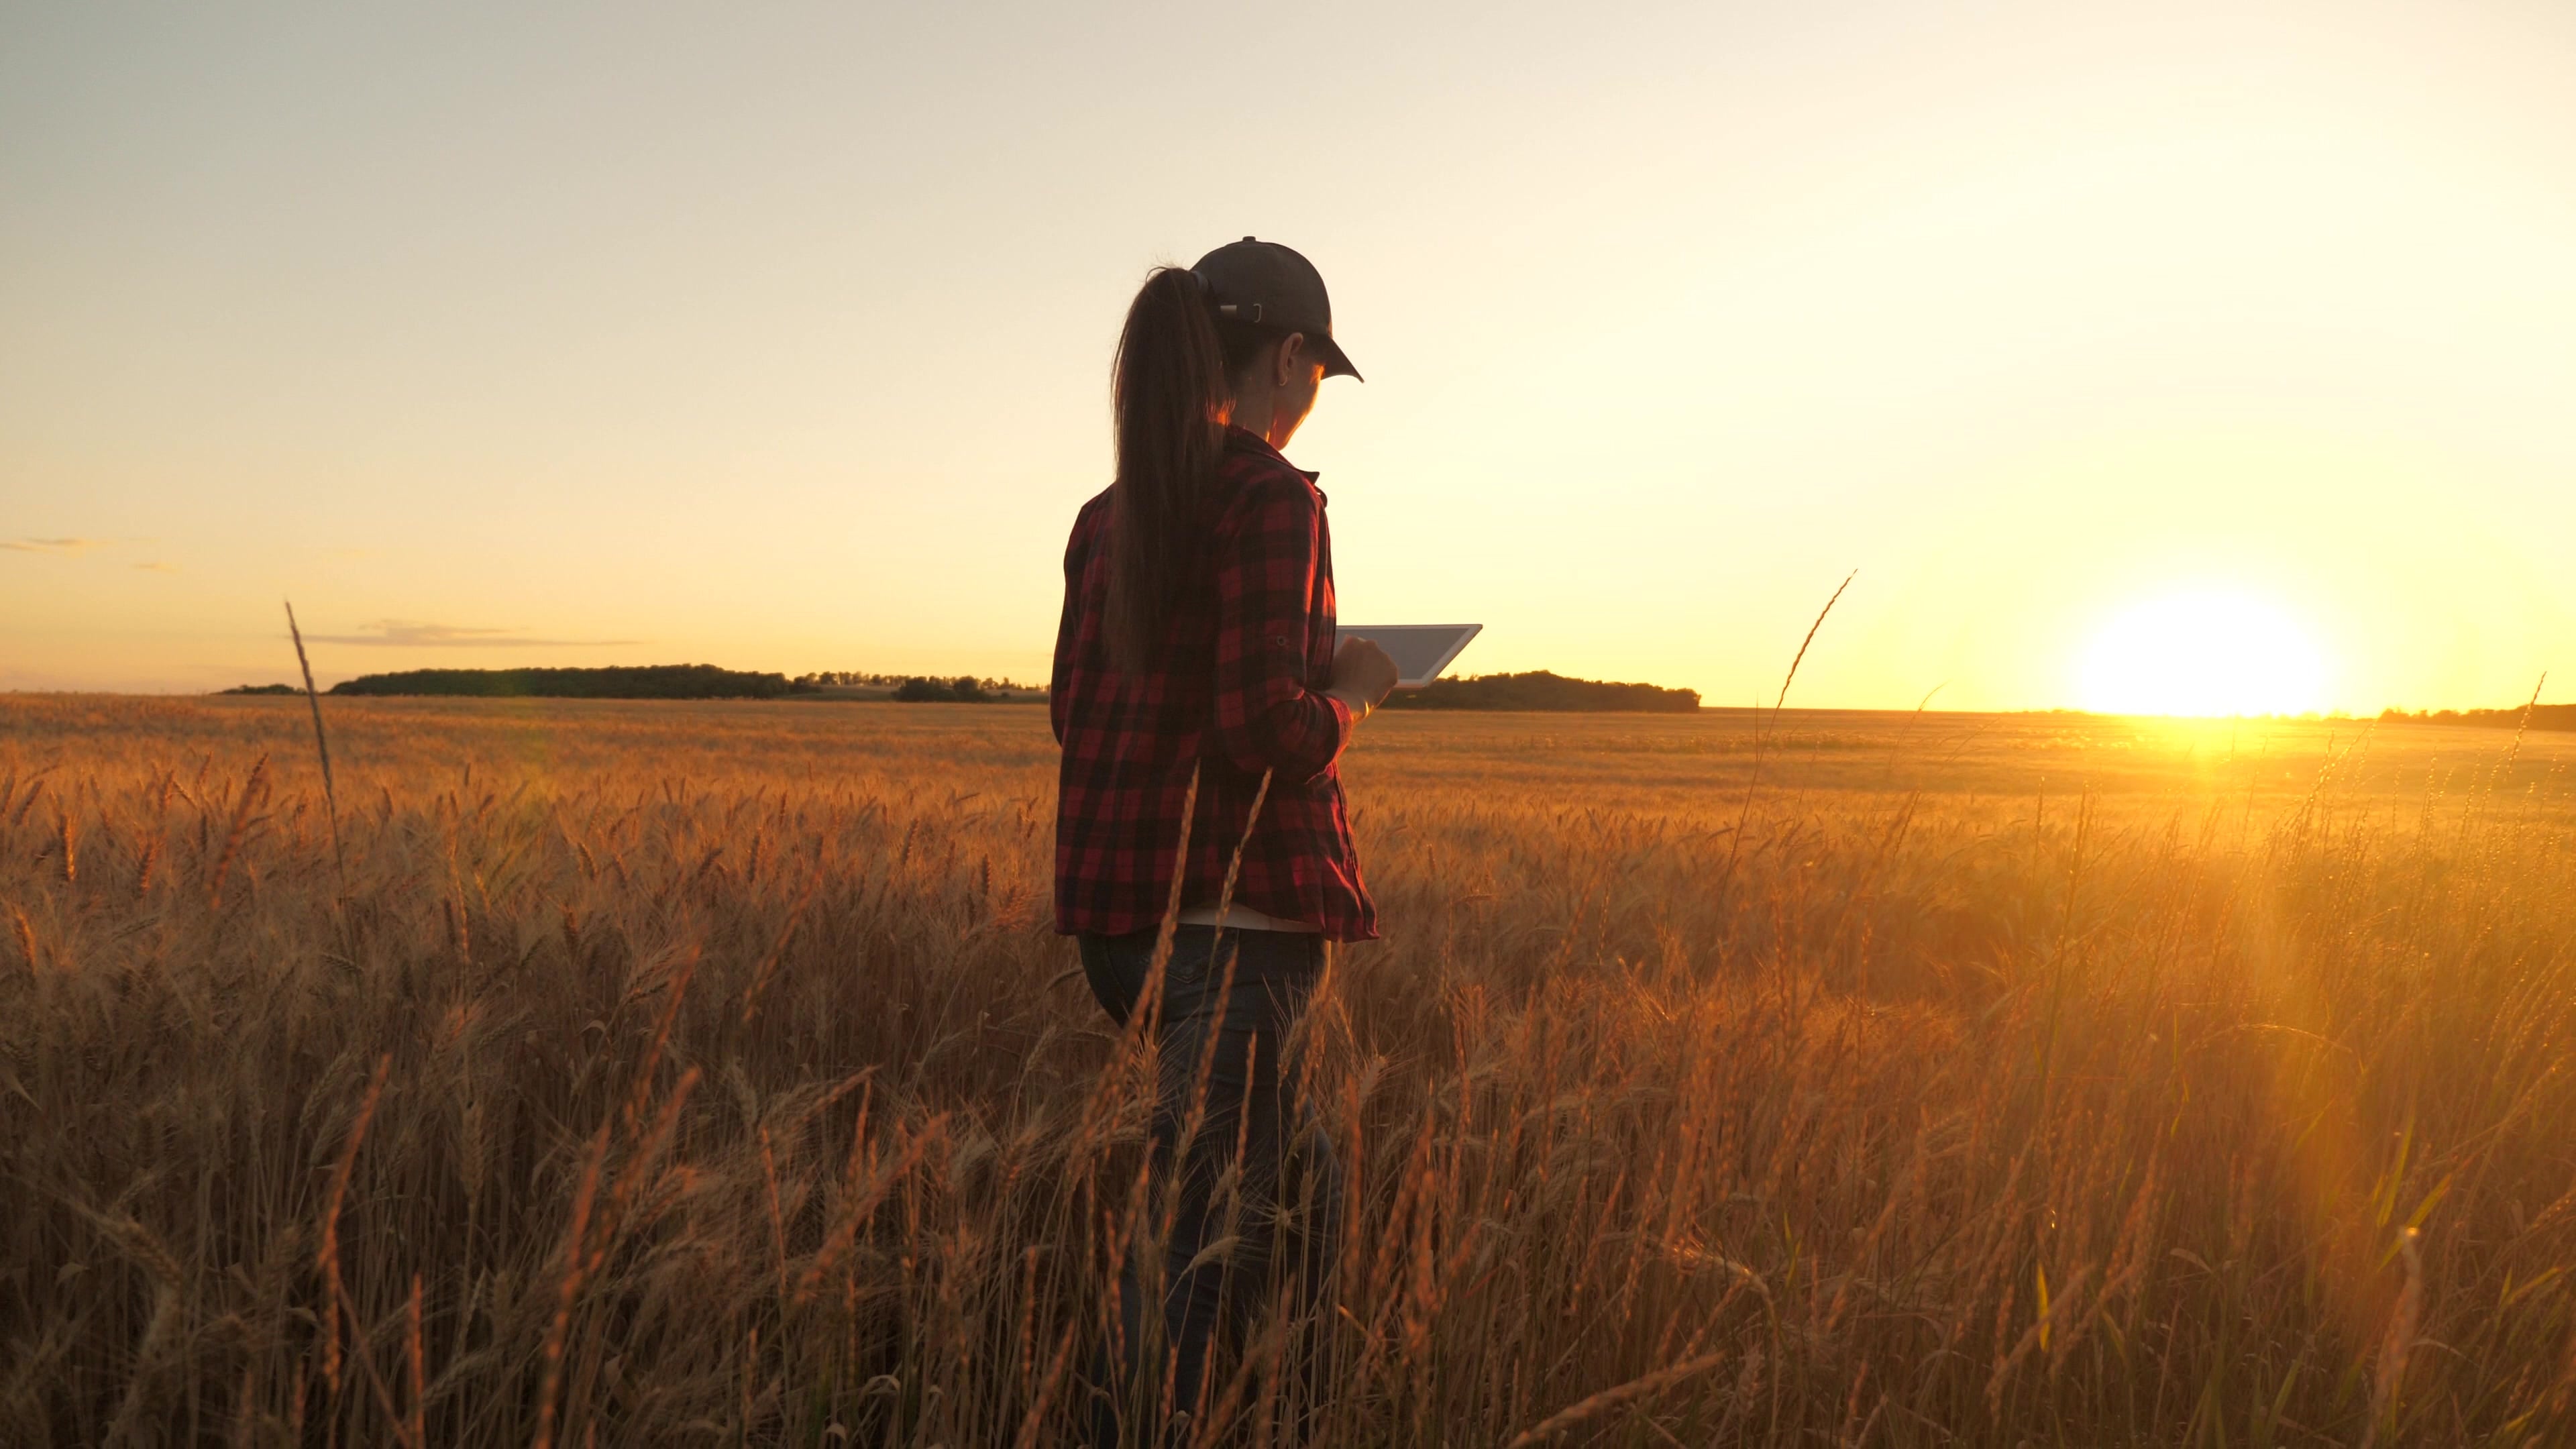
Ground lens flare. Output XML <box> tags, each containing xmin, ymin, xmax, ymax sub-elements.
<box><xmin>2077</xmin><ymin>589</ymin><xmax>2329</xmax><ymax>717</ymax></box>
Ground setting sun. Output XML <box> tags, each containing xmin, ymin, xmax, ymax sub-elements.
<box><xmin>2076</xmin><ymin>589</ymin><xmax>2331</xmax><ymax>718</ymax></box>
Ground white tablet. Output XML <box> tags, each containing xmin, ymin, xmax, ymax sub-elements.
<box><xmin>1337</xmin><ymin>624</ymin><xmax>1483</xmax><ymax>689</ymax></box>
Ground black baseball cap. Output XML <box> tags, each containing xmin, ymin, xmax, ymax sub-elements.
<box><xmin>1189</xmin><ymin>237</ymin><xmax>1362</xmax><ymax>381</ymax></box>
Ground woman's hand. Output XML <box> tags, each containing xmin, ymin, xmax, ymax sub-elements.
<box><xmin>1328</xmin><ymin>635</ymin><xmax>1401</xmax><ymax>720</ymax></box>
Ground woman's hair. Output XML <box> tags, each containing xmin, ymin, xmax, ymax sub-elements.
<box><xmin>1105</xmin><ymin>266</ymin><xmax>1277</xmax><ymax>672</ymax></box>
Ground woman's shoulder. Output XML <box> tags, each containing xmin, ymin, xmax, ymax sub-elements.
<box><xmin>1067</xmin><ymin>486</ymin><xmax>1114</xmax><ymax>539</ymax></box>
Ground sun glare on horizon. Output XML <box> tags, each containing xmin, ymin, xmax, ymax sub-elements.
<box><xmin>2076</xmin><ymin>589</ymin><xmax>2331</xmax><ymax>718</ymax></box>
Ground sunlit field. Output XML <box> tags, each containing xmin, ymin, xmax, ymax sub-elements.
<box><xmin>5</xmin><ymin>695</ymin><xmax>2575</xmax><ymax>1446</ymax></box>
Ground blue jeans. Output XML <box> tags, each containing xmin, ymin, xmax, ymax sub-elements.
<box><xmin>1078</xmin><ymin>924</ymin><xmax>1343</xmax><ymax>1446</ymax></box>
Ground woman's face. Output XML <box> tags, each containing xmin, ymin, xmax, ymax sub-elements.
<box><xmin>1263</xmin><ymin>333</ymin><xmax>1330</xmax><ymax>448</ymax></box>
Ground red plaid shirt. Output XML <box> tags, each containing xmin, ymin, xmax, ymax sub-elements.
<box><xmin>1051</xmin><ymin>428</ymin><xmax>1379</xmax><ymax>941</ymax></box>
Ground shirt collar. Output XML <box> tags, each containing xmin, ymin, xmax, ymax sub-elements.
<box><xmin>1222</xmin><ymin>425</ymin><xmax>1325</xmax><ymax>495</ymax></box>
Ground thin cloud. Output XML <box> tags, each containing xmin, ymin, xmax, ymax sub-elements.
<box><xmin>305</xmin><ymin>619</ymin><xmax>643</xmax><ymax>648</ymax></box>
<box><xmin>2</xmin><ymin>537</ymin><xmax>110</xmax><ymax>555</ymax></box>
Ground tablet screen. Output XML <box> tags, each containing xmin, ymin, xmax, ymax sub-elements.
<box><xmin>1336</xmin><ymin>624</ymin><xmax>1483</xmax><ymax>688</ymax></box>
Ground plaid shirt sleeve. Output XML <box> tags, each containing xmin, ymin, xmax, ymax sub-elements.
<box><xmin>1210</xmin><ymin>475</ymin><xmax>1354</xmax><ymax>785</ymax></box>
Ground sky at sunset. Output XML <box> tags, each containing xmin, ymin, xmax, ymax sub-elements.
<box><xmin>7</xmin><ymin>1</ymin><xmax>2573</xmax><ymax>712</ymax></box>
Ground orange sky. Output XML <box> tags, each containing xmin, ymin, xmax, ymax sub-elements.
<box><xmin>6</xmin><ymin>1</ymin><xmax>2572</xmax><ymax>712</ymax></box>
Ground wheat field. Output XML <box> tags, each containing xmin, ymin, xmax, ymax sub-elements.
<box><xmin>3</xmin><ymin>694</ymin><xmax>2574</xmax><ymax>1446</ymax></box>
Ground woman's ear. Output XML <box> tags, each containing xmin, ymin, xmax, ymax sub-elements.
<box><xmin>1274</xmin><ymin>333</ymin><xmax>1308</xmax><ymax>388</ymax></box>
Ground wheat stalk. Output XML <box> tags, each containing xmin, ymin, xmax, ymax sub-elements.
<box><xmin>1725</xmin><ymin>569</ymin><xmax>1856</xmax><ymax>875</ymax></box>
<box><xmin>284</xmin><ymin>601</ymin><xmax>347</xmax><ymax>888</ymax></box>
<box><xmin>1503</xmin><ymin>1348</ymin><xmax>1730</xmax><ymax>1446</ymax></box>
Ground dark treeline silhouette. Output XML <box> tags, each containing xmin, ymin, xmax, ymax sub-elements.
<box><xmin>327</xmin><ymin>665</ymin><xmax>793</xmax><ymax>699</ymax></box>
<box><xmin>795</xmin><ymin>670</ymin><xmax>914</xmax><ymax>688</ymax></box>
<box><xmin>255</xmin><ymin>664</ymin><xmax>1697</xmax><ymax>710</ymax></box>
<box><xmin>1381</xmin><ymin>669</ymin><xmax>1700</xmax><ymax>713</ymax></box>
<box><xmin>886</xmin><ymin>676</ymin><xmax>1046</xmax><ymax>702</ymax></box>
<box><xmin>813</xmin><ymin>672</ymin><xmax>1044</xmax><ymax>697</ymax></box>
<box><xmin>217</xmin><ymin>667</ymin><xmax>1052</xmax><ymax>700</ymax></box>
<box><xmin>2380</xmin><ymin>703</ymin><xmax>2576</xmax><ymax>733</ymax></box>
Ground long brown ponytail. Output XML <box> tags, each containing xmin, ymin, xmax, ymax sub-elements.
<box><xmin>1106</xmin><ymin>266</ymin><xmax>1272</xmax><ymax>673</ymax></box>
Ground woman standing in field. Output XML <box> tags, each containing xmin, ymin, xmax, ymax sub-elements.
<box><xmin>1051</xmin><ymin>238</ymin><xmax>1399</xmax><ymax>1444</ymax></box>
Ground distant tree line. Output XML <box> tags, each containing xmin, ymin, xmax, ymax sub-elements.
<box><xmin>888</xmin><ymin>676</ymin><xmax>1044</xmax><ymax>702</ymax></box>
<box><xmin>794</xmin><ymin>671</ymin><xmax>1044</xmax><ymax>693</ymax></box>
<box><xmin>2379</xmin><ymin>704</ymin><xmax>2576</xmax><ymax>733</ymax></box>
<box><xmin>229</xmin><ymin>663</ymin><xmax>1699</xmax><ymax>712</ymax></box>
<box><xmin>223</xmin><ymin>665</ymin><xmax>1057</xmax><ymax>701</ymax></box>
<box><xmin>325</xmin><ymin>665</ymin><xmax>794</xmax><ymax>699</ymax></box>
<box><xmin>795</xmin><ymin>671</ymin><xmax>912</xmax><ymax>688</ymax></box>
<box><xmin>1379</xmin><ymin>670</ymin><xmax>1700</xmax><ymax>713</ymax></box>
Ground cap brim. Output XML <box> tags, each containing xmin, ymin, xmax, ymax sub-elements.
<box><xmin>1316</xmin><ymin>334</ymin><xmax>1362</xmax><ymax>382</ymax></box>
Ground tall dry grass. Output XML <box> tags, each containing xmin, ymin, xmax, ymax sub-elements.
<box><xmin>3</xmin><ymin>694</ymin><xmax>2574</xmax><ymax>1446</ymax></box>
